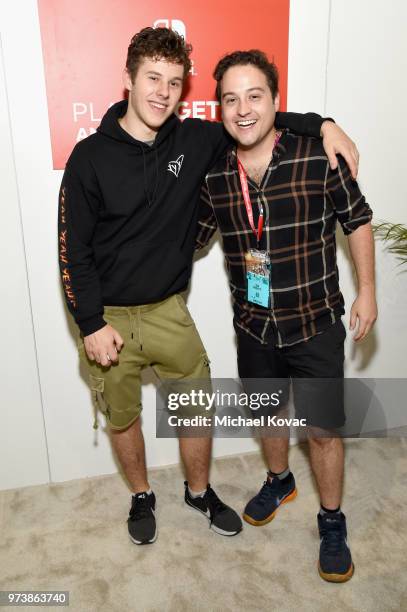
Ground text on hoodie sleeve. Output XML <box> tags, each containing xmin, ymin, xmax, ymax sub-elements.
<box><xmin>58</xmin><ymin>153</ymin><xmax>106</xmax><ymax>336</ymax></box>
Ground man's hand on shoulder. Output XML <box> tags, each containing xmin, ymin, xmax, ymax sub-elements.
<box><xmin>321</xmin><ymin>121</ymin><xmax>359</xmax><ymax>179</ymax></box>
<box><xmin>84</xmin><ymin>324</ymin><xmax>124</xmax><ymax>367</ymax></box>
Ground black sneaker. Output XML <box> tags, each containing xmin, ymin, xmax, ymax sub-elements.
<box><xmin>184</xmin><ymin>482</ymin><xmax>242</xmax><ymax>536</ymax></box>
<box><xmin>318</xmin><ymin>511</ymin><xmax>354</xmax><ymax>582</ymax></box>
<box><xmin>243</xmin><ymin>472</ymin><xmax>297</xmax><ymax>526</ymax></box>
<box><xmin>127</xmin><ymin>491</ymin><xmax>157</xmax><ymax>545</ymax></box>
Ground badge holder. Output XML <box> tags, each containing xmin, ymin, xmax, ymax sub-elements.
<box><xmin>245</xmin><ymin>249</ymin><xmax>272</xmax><ymax>308</ymax></box>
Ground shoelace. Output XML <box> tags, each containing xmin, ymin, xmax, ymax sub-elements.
<box><xmin>204</xmin><ymin>487</ymin><xmax>227</xmax><ymax>522</ymax></box>
<box><xmin>320</xmin><ymin>519</ymin><xmax>346</xmax><ymax>555</ymax></box>
<box><xmin>257</xmin><ymin>480</ymin><xmax>278</xmax><ymax>506</ymax></box>
<box><xmin>129</xmin><ymin>495</ymin><xmax>151</xmax><ymax>521</ymax></box>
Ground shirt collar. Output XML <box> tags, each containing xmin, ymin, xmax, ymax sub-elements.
<box><xmin>226</xmin><ymin>128</ymin><xmax>289</xmax><ymax>170</ymax></box>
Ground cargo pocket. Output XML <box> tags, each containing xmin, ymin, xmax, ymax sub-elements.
<box><xmin>89</xmin><ymin>374</ymin><xmax>111</xmax><ymax>429</ymax></box>
<box><xmin>202</xmin><ymin>352</ymin><xmax>211</xmax><ymax>375</ymax></box>
<box><xmin>200</xmin><ymin>353</ymin><xmax>214</xmax><ymax>415</ymax></box>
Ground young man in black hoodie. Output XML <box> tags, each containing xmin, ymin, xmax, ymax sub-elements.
<box><xmin>58</xmin><ymin>27</ymin><xmax>359</xmax><ymax>546</ymax></box>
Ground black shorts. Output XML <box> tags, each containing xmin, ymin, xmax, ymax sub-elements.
<box><xmin>237</xmin><ymin>319</ymin><xmax>346</xmax><ymax>430</ymax></box>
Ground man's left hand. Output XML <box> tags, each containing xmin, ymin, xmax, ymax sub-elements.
<box><xmin>321</xmin><ymin>120</ymin><xmax>359</xmax><ymax>179</ymax></box>
<box><xmin>349</xmin><ymin>287</ymin><xmax>378</xmax><ymax>342</ymax></box>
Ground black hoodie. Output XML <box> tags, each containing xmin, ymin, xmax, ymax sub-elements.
<box><xmin>58</xmin><ymin>100</ymin><xmax>326</xmax><ymax>335</ymax></box>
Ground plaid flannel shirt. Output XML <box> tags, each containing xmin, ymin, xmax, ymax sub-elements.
<box><xmin>196</xmin><ymin>130</ymin><xmax>373</xmax><ymax>347</ymax></box>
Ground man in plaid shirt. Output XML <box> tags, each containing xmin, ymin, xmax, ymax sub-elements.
<box><xmin>196</xmin><ymin>50</ymin><xmax>377</xmax><ymax>582</ymax></box>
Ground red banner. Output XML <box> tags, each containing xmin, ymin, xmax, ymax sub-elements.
<box><xmin>37</xmin><ymin>0</ymin><xmax>290</xmax><ymax>168</ymax></box>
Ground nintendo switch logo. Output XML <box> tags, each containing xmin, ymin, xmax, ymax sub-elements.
<box><xmin>153</xmin><ymin>19</ymin><xmax>186</xmax><ymax>40</ymax></box>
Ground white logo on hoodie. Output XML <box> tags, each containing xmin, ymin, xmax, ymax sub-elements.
<box><xmin>167</xmin><ymin>155</ymin><xmax>184</xmax><ymax>178</ymax></box>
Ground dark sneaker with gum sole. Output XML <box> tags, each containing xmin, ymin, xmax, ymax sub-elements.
<box><xmin>318</xmin><ymin>511</ymin><xmax>354</xmax><ymax>582</ymax></box>
<box><xmin>243</xmin><ymin>472</ymin><xmax>297</xmax><ymax>526</ymax></box>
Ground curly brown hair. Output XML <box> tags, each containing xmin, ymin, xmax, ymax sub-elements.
<box><xmin>213</xmin><ymin>50</ymin><xmax>279</xmax><ymax>102</ymax></box>
<box><xmin>126</xmin><ymin>27</ymin><xmax>192</xmax><ymax>82</ymax></box>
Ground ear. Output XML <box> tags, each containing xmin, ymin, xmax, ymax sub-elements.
<box><xmin>123</xmin><ymin>68</ymin><xmax>133</xmax><ymax>92</ymax></box>
<box><xmin>274</xmin><ymin>92</ymin><xmax>280</xmax><ymax>112</ymax></box>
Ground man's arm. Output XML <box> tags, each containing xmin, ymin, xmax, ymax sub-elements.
<box><xmin>195</xmin><ymin>180</ymin><xmax>218</xmax><ymax>251</ymax></box>
<box><xmin>325</xmin><ymin>157</ymin><xmax>377</xmax><ymax>341</ymax></box>
<box><xmin>275</xmin><ymin>112</ymin><xmax>359</xmax><ymax>179</ymax></box>
<box><xmin>347</xmin><ymin>223</ymin><xmax>377</xmax><ymax>341</ymax></box>
<box><xmin>58</xmin><ymin>156</ymin><xmax>123</xmax><ymax>365</ymax></box>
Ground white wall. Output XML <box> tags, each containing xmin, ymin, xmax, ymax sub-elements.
<box><xmin>1</xmin><ymin>0</ymin><xmax>406</xmax><ymax>490</ymax></box>
<box><xmin>326</xmin><ymin>0</ymin><xmax>407</xmax><ymax>377</ymax></box>
<box><xmin>0</xmin><ymin>34</ymin><xmax>49</xmax><ymax>489</ymax></box>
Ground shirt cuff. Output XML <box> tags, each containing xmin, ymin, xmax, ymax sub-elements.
<box><xmin>79</xmin><ymin>315</ymin><xmax>107</xmax><ymax>337</ymax></box>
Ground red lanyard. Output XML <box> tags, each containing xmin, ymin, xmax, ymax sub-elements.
<box><xmin>237</xmin><ymin>158</ymin><xmax>264</xmax><ymax>242</ymax></box>
<box><xmin>237</xmin><ymin>131</ymin><xmax>282</xmax><ymax>244</ymax></box>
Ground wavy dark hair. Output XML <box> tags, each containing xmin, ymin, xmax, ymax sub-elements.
<box><xmin>126</xmin><ymin>27</ymin><xmax>192</xmax><ymax>81</ymax></box>
<box><xmin>213</xmin><ymin>50</ymin><xmax>279</xmax><ymax>102</ymax></box>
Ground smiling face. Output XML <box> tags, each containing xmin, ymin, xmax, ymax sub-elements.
<box><xmin>220</xmin><ymin>64</ymin><xmax>280</xmax><ymax>153</ymax></box>
<box><xmin>123</xmin><ymin>57</ymin><xmax>184</xmax><ymax>139</ymax></box>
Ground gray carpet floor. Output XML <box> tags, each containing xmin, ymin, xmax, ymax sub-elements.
<box><xmin>1</xmin><ymin>438</ymin><xmax>407</xmax><ymax>612</ymax></box>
